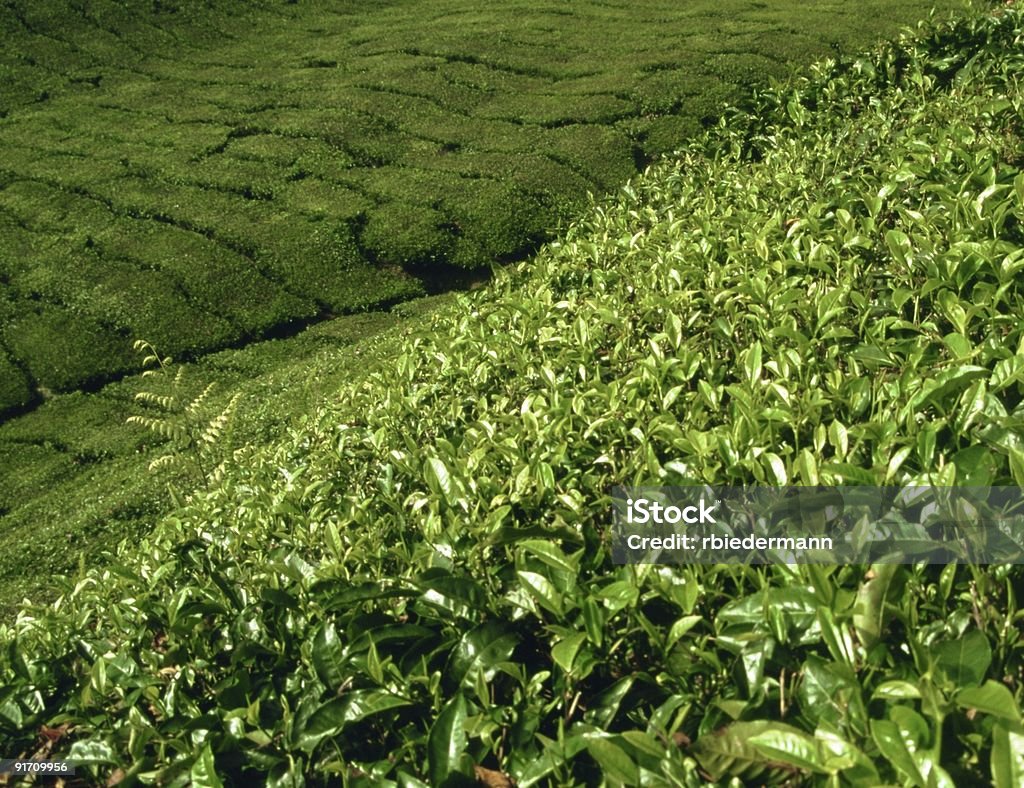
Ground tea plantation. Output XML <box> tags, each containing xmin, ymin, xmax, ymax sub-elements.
<box><xmin>2</xmin><ymin>2</ymin><xmax>1023</xmax><ymax>784</ymax></box>
<box><xmin>0</xmin><ymin>0</ymin><xmax>962</xmax><ymax>411</ymax></box>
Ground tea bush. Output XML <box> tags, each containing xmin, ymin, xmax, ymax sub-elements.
<box><xmin>0</xmin><ymin>0</ymin><xmax>961</xmax><ymax>404</ymax></box>
<box><xmin>2</xmin><ymin>4</ymin><xmax>1022</xmax><ymax>785</ymax></box>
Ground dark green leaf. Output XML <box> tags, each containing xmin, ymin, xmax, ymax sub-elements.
<box><xmin>428</xmin><ymin>694</ymin><xmax>468</xmax><ymax>786</ymax></box>
<box><xmin>933</xmin><ymin>630</ymin><xmax>991</xmax><ymax>687</ymax></box>
<box><xmin>584</xmin><ymin>735</ymin><xmax>640</xmax><ymax>785</ymax></box>
<box><xmin>446</xmin><ymin>620</ymin><xmax>518</xmax><ymax>692</ymax></box>
<box><xmin>691</xmin><ymin>721</ymin><xmax>803</xmax><ymax>783</ymax></box>
<box><xmin>748</xmin><ymin>727</ymin><xmax>827</xmax><ymax>774</ymax></box>
<box><xmin>298</xmin><ymin>690</ymin><xmax>410</xmax><ymax>751</ymax></box>
<box><xmin>312</xmin><ymin>621</ymin><xmax>346</xmax><ymax>691</ymax></box>
<box><xmin>517</xmin><ymin>570</ymin><xmax>566</xmax><ymax>617</ymax></box>
<box><xmin>418</xmin><ymin>576</ymin><xmax>489</xmax><ymax>621</ymax></box>
<box><xmin>584</xmin><ymin>676</ymin><xmax>636</xmax><ymax>729</ymax></box>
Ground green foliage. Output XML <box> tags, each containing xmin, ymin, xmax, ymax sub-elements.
<box><xmin>1</xmin><ymin>4</ymin><xmax>1023</xmax><ymax>785</ymax></box>
<box><xmin>0</xmin><ymin>0</ymin><xmax>962</xmax><ymax>395</ymax></box>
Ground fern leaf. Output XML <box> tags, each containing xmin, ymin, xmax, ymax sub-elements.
<box><xmin>186</xmin><ymin>383</ymin><xmax>218</xmax><ymax>417</ymax></box>
<box><xmin>134</xmin><ymin>391</ymin><xmax>176</xmax><ymax>410</ymax></box>
<box><xmin>127</xmin><ymin>415</ymin><xmax>187</xmax><ymax>442</ymax></box>
<box><xmin>126</xmin><ymin>414</ymin><xmax>160</xmax><ymax>430</ymax></box>
<box><xmin>149</xmin><ymin>454</ymin><xmax>182</xmax><ymax>472</ymax></box>
<box><xmin>132</xmin><ymin>340</ymin><xmax>172</xmax><ymax>370</ymax></box>
<box><xmin>199</xmin><ymin>393</ymin><xmax>240</xmax><ymax>445</ymax></box>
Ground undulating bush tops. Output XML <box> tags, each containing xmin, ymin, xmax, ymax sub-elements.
<box><xmin>0</xmin><ymin>0</ymin><xmax>960</xmax><ymax>409</ymax></box>
<box><xmin>3</xmin><ymin>2</ymin><xmax>1024</xmax><ymax>785</ymax></box>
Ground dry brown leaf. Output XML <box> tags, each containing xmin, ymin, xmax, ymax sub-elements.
<box><xmin>39</xmin><ymin>723</ymin><xmax>70</xmax><ymax>744</ymax></box>
<box><xmin>474</xmin><ymin>764</ymin><xmax>515</xmax><ymax>787</ymax></box>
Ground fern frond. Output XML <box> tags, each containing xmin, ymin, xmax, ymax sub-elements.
<box><xmin>149</xmin><ymin>453</ymin><xmax>183</xmax><ymax>472</ymax></box>
<box><xmin>133</xmin><ymin>339</ymin><xmax>172</xmax><ymax>370</ymax></box>
<box><xmin>133</xmin><ymin>391</ymin><xmax>176</xmax><ymax>410</ymax></box>
<box><xmin>186</xmin><ymin>382</ymin><xmax>218</xmax><ymax>417</ymax></box>
<box><xmin>208</xmin><ymin>458</ymin><xmax>230</xmax><ymax>484</ymax></box>
<box><xmin>200</xmin><ymin>393</ymin><xmax>240</xmax><ymax>445</ymax></box>
<box><xmin>127</xmin><ymin>415</ymin><xmax>187</xmax><ymax>442</ymax></box>
<box><xmin>126</xmin><ymin>339</ymin><xmax>243</xmax><ymax>492</ymax></box>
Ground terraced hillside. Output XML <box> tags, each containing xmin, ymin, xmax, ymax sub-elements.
<box><xmin>0</xmin><ymin>0</ymin><xmax>960</xmax><ymax>412</ymax></box>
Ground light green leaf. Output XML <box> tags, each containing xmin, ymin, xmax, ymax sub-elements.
<box><xmin>853</xmin><ymin>564</ymin><xmax>900</xmax><ymax>649</ymax></box>
<box><xmin>797</xmin><ymin>449</ymin><xmax>819</xmax><ymax>485</ymax></box>
<box><xmin>744</xmin><ymin>341</ymin><xmax>763</xmax><ymax>384</ymax></box>
<box><xmin>873</xmin><ymin>680</ymin><xmax>921</xmax><ymax>700</ymax></box>
<box><xmin>189</xmin><ymin>744</ymin><xmax>224</xmax><ymax>788</ymax></box>
<box><xmin>424</xmin><ymin>456</ymin><xmax>455</xmax><ymax>504</ymax></box>
<box><xmin>67</xmin><ymin>740</ymin><xmax>118</xmax><ymax>765</ymax></box>
<box><xmin>764</xmin><ymin>452</ymin><xmax>788</xmax><ymax>485</ymax></box>
<box><xmin>1008</xmin><ymin>447</ymin><xmax>1024</xmax><ymax>488</ymax></box>
<box><xmin>992</xmin><ymin>721</ymin><xmax>1024</xmax><ymax>788</ymax></box>
<box><xmin>521</xmin><ymin>540</ymin><xmax>580</xmax><ymax>574</ymax></box>
<box><xmin>870</xmin><ymin>719</ymin><xmax>925</xmax><ymax>786</ymax></box>
<box><xmin>749</xmin><ymin>727</ymin><xmax>828</xmax><ymax>774</ymax></box>
<box><xmin>884</xmin><ymin>445</ymin><xmax>912</xmax><ymax>483</ymax></box>
<box><xmin>828</xmin><ymin>421</ymin><xmax>848</xmax><ymax>460</ymax></box>
<box><xmin>552</xmin><ymin>632</ymin><xmax>587</xmax><ymax>673</ymax></box>
<box><xmin>666</xmin><ymin>615</ymin><xmax>702</xmax><ymax>651</ymax></box>
<box><xmin>956</xmin><ymin>681</ymin><xmax>1021</xmax><ymax>722</ymax></box>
